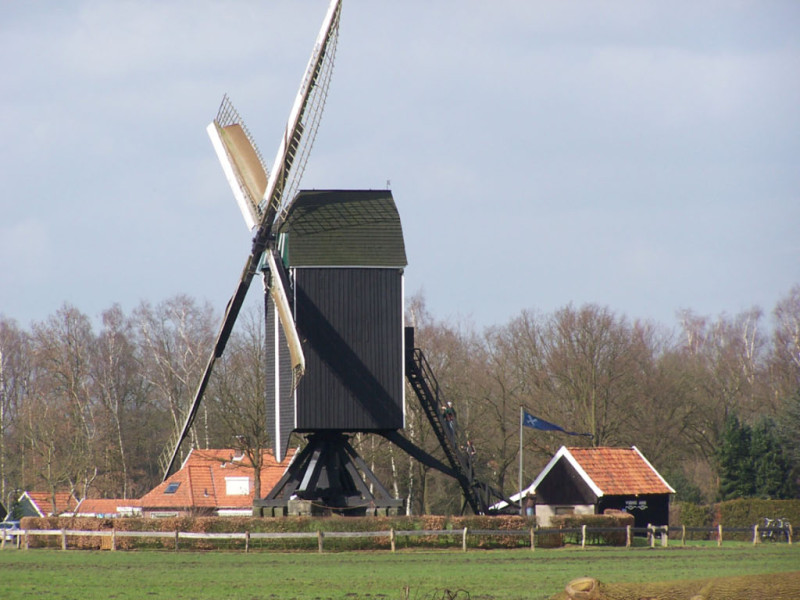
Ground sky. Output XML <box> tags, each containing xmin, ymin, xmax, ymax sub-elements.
<box><xmin>1</xmin><ymin>0</ymin><xmax>798</xmax><ymax>333</ymax></box>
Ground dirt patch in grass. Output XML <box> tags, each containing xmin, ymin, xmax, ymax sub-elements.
<box><xmin>552</xmin><ymin>570</ymin><xmax>800</xmax><ymax>599</ymax></box>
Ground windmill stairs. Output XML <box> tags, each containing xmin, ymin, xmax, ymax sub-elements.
<box><xmin>392</xmin><ymin>327</ymin><xmax>516</xmax><ymax>515</ymax></box>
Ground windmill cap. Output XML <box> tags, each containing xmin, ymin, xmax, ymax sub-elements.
<box><xmin>278</xmin><ymin>189</ymin><xmax>407</xmax><ymax>268</ymax></box>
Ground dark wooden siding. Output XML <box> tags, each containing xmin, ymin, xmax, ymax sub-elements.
<box><xmin>294</xmin><ymin>267</ymin><xmax>404</xmax><ymax>431</ymax></box>
<box><xmin>535</xmin><ymin>458</ymin><xmax>597</xmax><ymax>505</ymax></box>
<box><xmin>596</xmin><ymin>494</ymin><xmax>670</xmax><ymax>528</ymax></box>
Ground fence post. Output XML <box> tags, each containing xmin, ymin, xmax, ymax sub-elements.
<box><xmin>390</xmin><ymin>527</ymin><xmax>396</xmax><ymax>553</ymax></box>
<box><xmin>530</xmin><ymin>527</ymin><xmax>535</xmax><ymax>552</ymax></box>
<box><xmin>174</xmin><ymin>530</ymin><xmax>179</xmax><ymax>552</ymax></box>
<box><xmin>717</xmin><ymin>524</ymin><xmax>723</xmax><ymax>547</ymax></box>
<box><xmin>462</xmin><ymin>527</ymin><xmax>468</xmax><ymax>552</ymax></box>
<box><xmin>61</xmin><ymin>529</ymin><xmax>67</xmax><ymax>551</ymax></box>
<box><xmin>661</xmin><ymin>526</ymin><xmax>668</xmax><ymax>547</ymax></box>
<box><xmin>317</xmin><ymin>530</ymin><xmax>324</xmax><ymax>553</ymax></box>
<box><xmin>245</xmin><ymin>531</ymin><xmax>250</xmax><ymax>554</ymax></box>
<box><xmin>1</xmin><ymin>529</ymin><xmax>5</xmax><ymax>550</ymax></box>
<box><xmin>681</xmin><ymin>524</ymin><xmax>686</xmax><ymax>546</ymax></box>
<box><xmin>788</xmin><ymin>524</ymin><xmax>793</xmax><ymax>546</ymax></box>
<box><xmin>24</xmin><ymin>530</ymin><xmax>29</xmax><ymax>550</ymax></box>
<box><xmin>648</xmin><ymin>525</ymin><xmax>655</xmax><ymax>548</ymax></box>
<box><xmin>581</xmin><ymin>524</ymin><xmax>586</xmax><ymax>549</ymax></box>
<box><xmin>111</xmin><ymin>528</ymin><xmax>117</xmax><ymax>551</ymax></box>
<box><xmin>753</xmin><ymin>524</ymin><xmax>759</xmax><ymax>545</ymax></box>
<box><xmin>625</xmin><ymin>525</ymin><xmax>631</xmax><ymax>548</ymax></box>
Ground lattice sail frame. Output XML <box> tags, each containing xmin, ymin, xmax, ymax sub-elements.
<box><xmin>208</xmin><ymin>95</ymin><xmax>270</xmax><ymax>230</ymax></box>
<box><xmin>271</xmin><ymin>2</ymin><xmax>340</xmax><ymax>230</ymax></box>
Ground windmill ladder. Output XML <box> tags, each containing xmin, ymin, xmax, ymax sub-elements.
<box><xmin>405</xmin><ymin>345</ymin><xmax>512</xmax><ymax>515</ymax></box>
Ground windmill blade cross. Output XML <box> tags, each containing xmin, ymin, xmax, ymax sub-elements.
<box><xmin>161</xmin><ymin>0</ymin><xmax>342</xmax><ymax>481</ymax></box>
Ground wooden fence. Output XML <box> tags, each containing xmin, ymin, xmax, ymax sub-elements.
<box><xmin>1</xmin><ymin>523</ymin><xmax>794</xmax><ymax>553</ymax></box>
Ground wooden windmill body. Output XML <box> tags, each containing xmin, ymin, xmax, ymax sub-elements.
<box><xmin>261</xmin><ymin>189</ymin><xmax>407</xmax><ymax>514</ymax></box>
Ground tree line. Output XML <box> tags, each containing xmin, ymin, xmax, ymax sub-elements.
<box><xmin>0</xmin><ymin>286</ymin><xmax>798</xmax><ymax>514</ymax></box>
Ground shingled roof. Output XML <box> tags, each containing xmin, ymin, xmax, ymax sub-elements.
<box><xmin>19</xmin><ymin>491</ymin><xmax>78</xmax><ymax>517</ymax></box>
<box><xmin>278</xmin><ymin>190</ymin><xmax>407</xmax><ymax>268</ymax></box>
<box><xmin>74</xmin><ymin>498</ymin><xmax>141</xmax><ymax>517</ymax></box>
<box><xmin>492</xmin><ymin>445</ymin><xmax>674</xmax><ymax>512</ymax></box>
<box><xmin>534</xmin><ymin>446</ymin><xmax>675</xmax><ymax>497</ymax></box>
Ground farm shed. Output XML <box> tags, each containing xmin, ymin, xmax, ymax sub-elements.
<box><xmin>531</xmin><ymin>446</ymin><xmax>675</xmax><ymax>527</ymax></box>
<box><xmin>15</xmin><ymin>491</ymin><xmax>78</xmax><ymax>517</ymax></box>
<box><xmin>495</xmin><ymin>446</ymin><xmax>675</xmax><ymax>528</ymax></box>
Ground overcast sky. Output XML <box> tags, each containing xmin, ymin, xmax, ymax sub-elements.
<box><xmin>2</xmin><ymin>1</ymin><xmax>798</xmax><ymax>333</ymax></box>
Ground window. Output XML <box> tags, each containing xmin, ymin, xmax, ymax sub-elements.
<box><xmin>225</xmin><ymin>477</ymin><xmax>250</xmax><ymax>496</ymax></box>
<box><xmin>164</xmin><ymin>482</ymin><xmax>181</xmax><ymax>494</ymax></box>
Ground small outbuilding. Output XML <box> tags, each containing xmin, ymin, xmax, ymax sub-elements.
<box><xmin>534</xmin><ymin>446</ymin><xmax>674</xmax><ymax>527</ymax></box>
<box><xmin>14</xmin><ymin>491</ymin><xmax>78</xmax><ymax>518</ymax></box>
<box><xmin>499</xmin><ymin>446</ymin><xmax>675</xmax><ymax>528</ymax></box>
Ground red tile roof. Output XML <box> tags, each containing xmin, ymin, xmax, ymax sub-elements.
<box><xmin>139</xmin><ymin>448</ymin><xmax>295</xmax><ymax>511</ymax></box>
<box><xmin>565</xmin><ymin>446</ymin><xmax>674</xmax><ymax>495</ymax></box>
<box><xmin>24</xmin><ymin>491</ymin><xmax>78</xmax><ymax>516</ymax></box>
<box><xmin>74</xmin><ymin>498</ymin><xmax>141</xmax><ymax>516</ymax></box>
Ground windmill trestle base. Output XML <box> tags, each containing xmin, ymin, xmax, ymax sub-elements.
<box><xmin>255</xmin><ymin>432</ymin><xmax>403</xmax><ymax>517</ymax></box>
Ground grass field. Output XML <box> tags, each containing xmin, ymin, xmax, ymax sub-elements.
<box><xmin>0</xmin><ymin>543</ymin><xmax>798</xmax><ymax>599</ymax></box>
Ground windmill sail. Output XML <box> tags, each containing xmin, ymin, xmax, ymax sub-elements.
<box><xmin>206</xmin><ymin>96</ymin><xmax>268</xmax><ymax>231</ymax></box>
<box><xmin>267</xmin><ymin>0</ymin><xmax>340</xmax><ymax>229</ymax></box>
<box><xmin>265</xmin><ymin>250</ymin><xmax>305</xmax><ymax>382</ymax></box>
<box><xmin>161</xmin><ymin>0</ymin><xmax>342</xmax><ymax>481</ymax></box>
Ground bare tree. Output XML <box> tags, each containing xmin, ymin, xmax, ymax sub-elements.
<box><xmin>92</xmin><ymin>305</ymin><xmax>145</xmax><ymax>498</ymax></box>
<box><xmin>31</xmin><ymin>305</ymin><xmax>99</xmax><ymax>499</ymax></box>
<box><xmin>0</xmin><ymin>317</ymin><xmax>34</xmax><ymax>503</ymax></box>
<box><xmin>538</xmin><ymin>304</ymin><xmax>639</xmax><ymax>445</ymax></box>
<box><xmin>771</xmin><ymin>285</ymin><xmax>800</xmax><ymax>399</ymax></box>
<box><xmin>133</xmin><ymin>295</ymin><xmax>215</xmax><ymax>465</ymax></box>
<box><xmin>677</xmin><ymin>308</ymin><xmax>770</xmax><ymax>457</ymax></box>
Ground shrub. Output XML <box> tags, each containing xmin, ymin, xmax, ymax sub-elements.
<box><xmin>550</xmin><ymin>512</ymin><xmax>634</xmax><ymax>546</ymax></box>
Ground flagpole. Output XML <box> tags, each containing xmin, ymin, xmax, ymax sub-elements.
<box><xmin>518</xmin><ymin>405</ymin><xmax>523</xmax><ymax>516</ymax></box>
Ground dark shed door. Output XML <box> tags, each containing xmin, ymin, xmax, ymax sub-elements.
<box><xmin>294</xmin><ymin>267</ymin><xmax>404</xmax><ymax>431</ymax></box>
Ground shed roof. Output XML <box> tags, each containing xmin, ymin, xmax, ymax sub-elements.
<box><xmin>492</xmin><ymin>445</ymin><xmax>674</xmax><ymax>510</ymax></box>
<box><xmin>533</xmin><ymin>446</ymin><xmax>675</xmax><ymax>497</ymax></box>
<box><xmin>21</xmin><ymin>491</ymin><xmax>78</xmax><ymax>516</ymax></box>
<box><xmin>278</xmin><ymin>190</ymin><xmax>407</xmax><ymax>268</ymax></box>
<box><xmin>565</xmin><ymin>446</ymin><xmax>675</xmax><ymax>496</ymax></box>
<box><xmin>74</xmin><ymin>498</ymin><xmax>141</xmax><ymax>516</ymax></box>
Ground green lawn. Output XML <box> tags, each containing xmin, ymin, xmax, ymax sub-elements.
<box><xmin>0</xmin><ymin>543</ymin><xmax>798</xmax><ymax>599</ymax></box>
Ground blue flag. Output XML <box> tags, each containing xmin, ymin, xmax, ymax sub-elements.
<box><xmin>522</xmin><ymin>410</ymin><xmax>592</xmax><ymax>437</ymax></box>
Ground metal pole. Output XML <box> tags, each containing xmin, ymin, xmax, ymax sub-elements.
<box><xmin>518</xmin><ymin>406</ymin><xmax>524</xmax><ymax>516</ymax></box>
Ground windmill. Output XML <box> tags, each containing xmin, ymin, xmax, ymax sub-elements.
<box><xmin>161</xmin><ymin>0</ymin><xmax>515</xmax><ymax>516</ymax></box>
<box><xmin>160</xmin><ymin>0</ymin><xmax>341</xmax><ymax>480</ymax></box>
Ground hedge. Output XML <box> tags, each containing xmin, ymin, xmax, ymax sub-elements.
<box><xmin>16</xmin><ymin>514</ymin><xmax>535</xmax><ymax>551</ymax></box>
<box><xmin>671</xmin><ymin>499</ymin><xmax>800</xmax><ymax>529</ymax></box>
